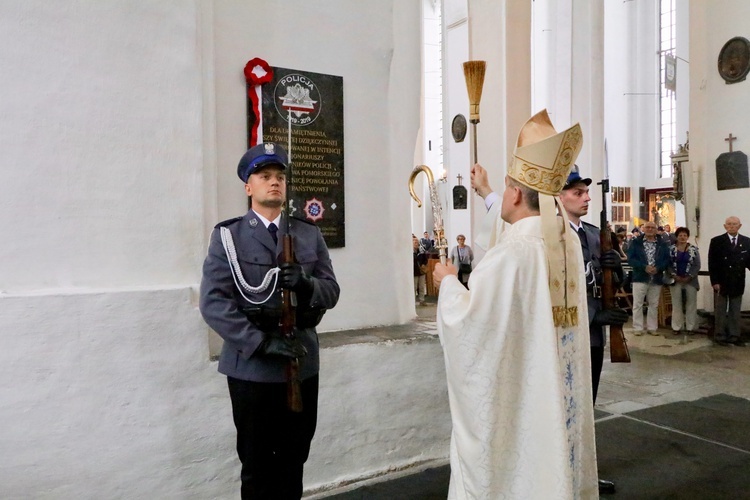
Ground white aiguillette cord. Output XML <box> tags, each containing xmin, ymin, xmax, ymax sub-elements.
<box><xmin>220</xmin><ymin>226</ymin><xmax>280</xmax><ymax>305</ymax></box>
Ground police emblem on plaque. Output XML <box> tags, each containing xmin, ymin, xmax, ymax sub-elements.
<box><xmin>304</xmin><ymin>198</ymin><xmax>325</xmax><ymax>222</ymax></box>
<box><xmin>275</xmin><ymin>73</ymin><xmax>321</xmax><ymax>126</ymax></box>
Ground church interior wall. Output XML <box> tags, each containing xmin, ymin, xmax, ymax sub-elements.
<box><xmin>570</xmin><ymin>0</ymin><xmax>605</xmax><ymax>220</ymax></box>
<box><xmin>442</xmin><ymin>13</ymin><xmax>473</xmax><ymax>248</ymax></box>
<box><xmin>0</xmin><ymin>0</ymin><xmax>452</xmax><ymax>496</ymax></box>
<box><xmin>633</xmin><ymin>1</ymin><xmax>669</xmax><ymax>193</ymax></box>
<box><xmin>0</xmin><ymin>1</ymin><xmax>206</xmax><ymax>292</ymax></box>
<box><xmin>689</xmin><ymin>0</ymin><xmax>750</xmax><ymax>311</ymax></box>
<box><xmin>211</xmin><ymin>0</ymin><xmax>422</xmax><ymax>331</ymax></box>
<box><xmin>462</xmin><ymin>0</ymin><xmax>532</xmax><ymax>256</ymax></box>
<box><xmin>603</xmin><ymin>0</ymin><xmax>632</xmax><ymax>190</ymax></box>
<box><xmin>675</xmin><ymin>0</ymin><xmax>690</xmax><ymax>152</ymax></box>
<box><xmin>307</xmin><ymin>339</ymin><xmax>450</xmax><ymax>492</ymax></box>
<box><xmin>604</xmin><ymin>0</ymin><xmax>673</xmax><ymax>232</ymax></box>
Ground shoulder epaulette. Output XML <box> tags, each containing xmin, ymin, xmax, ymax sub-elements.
<box><xmin>214</xmin><ymin>216</ymin><xmax>243</xmax><ymax>228</ymax></box>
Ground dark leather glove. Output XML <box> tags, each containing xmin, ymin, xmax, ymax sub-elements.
<box><xmin>279</xmin><ymin>262</ymin><xmax>314</xmax><ymax>295</ymax></box>
<box><xmin>258</xmin><ymin>335</ymin><xmax>307</xmax><ymax>359</ymax></box>
<box><xmin>592</xmin><ymin>308</ymin><xmax>629</xmax><ymax>327</ymax></box>
<box><xmin>600</xmin><ymin>249</ymin><xmax>621</xmax><ymax>269</ymax></box>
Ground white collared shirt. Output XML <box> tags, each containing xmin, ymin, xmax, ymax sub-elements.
<box><xmin>569</xmin><ymin>221</ymin><xmax>584</xmax><ymax>233</ymax></box>
<box><xmin>254</xmin><ymin>212</ymin><xmax>282</xmax><ymax>229</ymax></box>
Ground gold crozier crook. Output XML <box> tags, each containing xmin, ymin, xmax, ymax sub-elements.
<box><xmin>408</xmin><ymin>165</ymin><xmax>447</xmax><ymax>265</ymax></box>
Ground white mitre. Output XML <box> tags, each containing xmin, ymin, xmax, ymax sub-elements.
<box><xmin>509</xmin><ymin>109</ymin><xmax>583</xmax><ymax>327</ymax></box>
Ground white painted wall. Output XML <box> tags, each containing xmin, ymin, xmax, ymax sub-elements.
<box><xmin>603</xmin><ymin>0</ymin><xmax>631</xmax><ymax>190</ymax></box>
<box><xmin>308</xmin><ymin>339</ymin><xmax>450</xmax><ymax>491</ymax></box>
<box><xmin>211</xmin><ymin>0</ymin><xmax>422</xmax><ymax>329</ymax></box>
<box><xmin>442</xmin><ymin>7</ymin><xmax>473</xmax><ymax>249</ymax></box>
<box><xmin>456</xmin><ymin>0</ymin><xmax>532</xmax><ymax>262</ymax></box>
<box><xmin>689</xmin><ymin>0</ymin><xmax>750</xmax><ymax>311</ymax></box>
<box><xmin>604</xmin><ymin>0</ymin><xmax>673</xmax><ymax>229</ymax></box>
<box><xmin>0</xmin><ymin>2</ymin><xmax>205</xmax><ymax>291</ymax></box>
<box><xmin>0</xmin><ymin>1</ymin><xmax>451</xmax><ymax>497</ymax></box>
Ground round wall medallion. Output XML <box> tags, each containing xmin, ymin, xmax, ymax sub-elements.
<box><xmin>451</xmin><ymin>114</ymin><xmax>467</xmax><ymax>143</ymax></box>
<box><xmin>718</xmin><ymin>36</ymin><xmax>750</xmax><ymax>84</ymax></box>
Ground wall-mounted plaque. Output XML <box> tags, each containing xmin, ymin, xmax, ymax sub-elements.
<box><xmin>716</xmin><ymin>151</ymin><xmax>749</xmax><ymax>190</ymax></box>
<box><xmin>718</xmin><ymin>37</ymin><xmax>750</xmax><ymax>84</ymax></box>
<box><xmin>247</xmin><ymin>66</ymin><xmax>345</xmax><ymax>248</ymax></box>
<box><xmin>453</xmin><ymin>185</ymin><xmax>467</xmax><ymax>209</ymax></box>
<box><xmin>451</xmin><ymin>114</ymin><xmax>467</xmax><ymax>143</ymax></box>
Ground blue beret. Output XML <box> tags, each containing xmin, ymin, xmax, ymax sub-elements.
<box><xmin>237</xmin><ymin>142</ymin><xmax>289</xmax><ymax>182</ymax></box>
<box><xmin>562</xmin><ymin>164</ymin><xmax>592</xmax><ymax>189</ymax></box>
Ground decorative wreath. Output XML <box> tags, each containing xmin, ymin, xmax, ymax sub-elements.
<box><xmin>244</xmin><ymin>58</ymin><xmax>273</xmax><ymax>86</ymax></box>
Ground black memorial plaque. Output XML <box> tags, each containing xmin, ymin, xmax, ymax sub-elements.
<box><xmin>248</xmin><ymin>67</ymin><xmax>345</xmax><ymax>248</ymax></box>
<box><xmin>715</xmin><ymin>151</ymin><xmax>749</xmax><ymax>191</ymax></box>
<box><xmin>453</xmin><ymin>185</ymin><xmax>468</xmax><ymax>209</ymax></box>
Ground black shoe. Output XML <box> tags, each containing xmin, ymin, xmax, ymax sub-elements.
<box><xmin>599</xmin><ymin>479</ymin><xmax>616</xmax><ymax>494</ymax></box>
<box><xmin>732</xmin><ymin>339</ymin><xmax>746</xmax><ymax>347</ymax></box>
<box><xmin>716</xmin><ymin>339</ymin><xmax>730</xmax><ymax>346</ymax></box>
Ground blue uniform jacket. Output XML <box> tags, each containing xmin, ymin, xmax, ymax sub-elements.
<box><xmin>579</xmin><ymin>221</ymin><xmax>605</xmax><ymax>348</ymax></box>
<box><xmin>199</xmin><ymin>210</ymin><xmax>340</xmax><ymax>383</ymax></box>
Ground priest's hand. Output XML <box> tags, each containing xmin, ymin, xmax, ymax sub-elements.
<box><xmin>433</xmin><ymin>261</ymin><xmax>458</xmax><ymax>287</ymax></box>
<box><xmin>470</xmin><ymin>164</ymin><xmax>493</xmax><ymax>199</ymax></box>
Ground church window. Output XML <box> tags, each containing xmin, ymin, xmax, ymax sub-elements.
<box><xmin>659</xmin><ymin>0</ymin><xmax>677</xmax><ymax>179</ymax></box>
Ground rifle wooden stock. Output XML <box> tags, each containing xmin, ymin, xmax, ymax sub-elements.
<box><xmin>600</xmin><ymin>226</ymin><xmax>631</xmax><ymax>363</ymax></box>
<box><xmin>281</xmin><ymin>233</ymin><xmax>303</xmax><ymax>412</ymax></box>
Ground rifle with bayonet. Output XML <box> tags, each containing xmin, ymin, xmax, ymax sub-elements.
<box><xmin>280</xmin><ymin>168</ymin><xmax>303</xmax><ymax>412</ymax></box>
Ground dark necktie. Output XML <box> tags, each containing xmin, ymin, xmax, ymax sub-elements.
<box><xmin>576</xmin><ymin>226</ymin><xmax>591</xmax><ymax>262</ymax></box>
<box><xmin>732</xmin><ymin>236</ymin><xmax>737</xmax><ymax>248</ymax></box>
<box><xmin>577</xmin><ymin>226</ymin><xmax>589</xmax><ymax>249</ymax></box>
<box><xmin>268</xmin><ymin>222</ymin><xmax>278</xmax><ymax>245</ymax></box>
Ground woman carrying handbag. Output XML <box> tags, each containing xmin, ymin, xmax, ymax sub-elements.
<box><xmin>450</xmin><ymin>234</ymin><xmax>474</xmax><ymax>289</ymax></box>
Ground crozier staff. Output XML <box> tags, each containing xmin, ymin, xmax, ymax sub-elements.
<box><xmin>434</xmin><ymin>110</ymin><xmax>598</xmax><ymax>498</ymax></box>
<box><xmin>199</xmin><ymin>142</ymin><xmax>339</xmax><ymax>499</ymax></box>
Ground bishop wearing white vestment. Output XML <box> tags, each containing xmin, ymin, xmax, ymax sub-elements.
<box><xmin>434</xmin><ymin>110</ymin><xmax>598</xmax><ymax>499</ymax></box>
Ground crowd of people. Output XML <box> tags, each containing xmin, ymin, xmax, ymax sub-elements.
<box><xmin>415</xmin><ymin>214</ymin><xmax>748</xmax><ymax>349</ymax></box>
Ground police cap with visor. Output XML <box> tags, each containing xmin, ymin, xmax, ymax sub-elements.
<box><xmin>562</xmin><ymin>164</ymin><xmax>592</xmax><ymax>190</ymax></box>
<box><xmin>237</xmin><ymin>142</ymin><xmax>289</xmax><ymax>182</ymax></box>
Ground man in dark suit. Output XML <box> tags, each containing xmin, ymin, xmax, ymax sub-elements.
<box><xmin>663</xmin><ymin>223</ymin><xmax>677</xmax><ymax>245</ymax></box>
<box><xmin>708</xmin><ymin>216</ymin><xmax>750</xmax><ymax>346</ymax></box>
<box><xmin>420</xmin><ymin>231</ymin><xmax>434</xmax><ymax>252</ymax></box>
<box><xmin>200</xmin><ymin>142</ymin><xmax>340</xmax><ymax>499</ymax></box>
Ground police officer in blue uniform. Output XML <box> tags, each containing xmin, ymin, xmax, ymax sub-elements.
<box><xmin>199</xmin><ymin>142</ymin><xmax>340</xmax><ymax>499</ymax></box>
<box><xmin>560</xmin><ymin>166</ymin><xmax>628</xmax><ymax>495</ymax></box>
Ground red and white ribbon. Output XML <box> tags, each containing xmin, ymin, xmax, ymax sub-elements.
<box><xmin>243</xmin><ymin>57</ymin><xmax>273</xmax><ymax>147</ymax></box>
